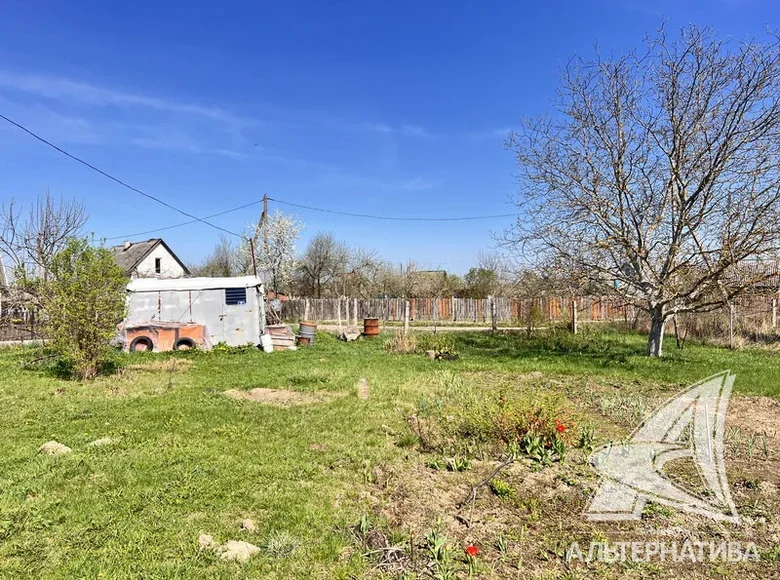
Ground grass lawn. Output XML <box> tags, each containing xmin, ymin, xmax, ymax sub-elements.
<box><xmin>0</xmin><ymin>329</ymin><xmax>778</xmax><ymax>578</ymax></box>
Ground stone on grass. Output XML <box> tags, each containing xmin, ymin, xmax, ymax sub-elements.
<box><xmin>339</xmin><ymin>327</ymin><xmax>361</xmax><ymax>342</ymax></box>
<box><xmin>39</xmin><ymin>441</ymin><xmax>72</xmax><ymax>455</ymax></box>
<box><xmin>88</xmin><ymin>437</ymin><xmax>114</xmax><ymax>447</ymax></box>
<box><xmin>219</xmin><ymin>540</ymin><xmax>261</xmax><ymax>563</ymax></box>
<box><xmin>198</xmin><ymin>534</ymin><xmax>216</xmax><ymax>549</ymax></box>
<box><xmin>425</xmin><ymin>350</ymin><xmax>436</xmax><ymax>359</ymax></box>
<box><xmin>240</xmin><ymin>518</ymin><xmax>257</xmax><ymax>532</ymax></box>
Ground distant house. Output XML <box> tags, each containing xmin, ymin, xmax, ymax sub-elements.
<box><xmin>109</xmin><ymin>239</ymin><xmax>190</xmax><ymax>279</ymax></box>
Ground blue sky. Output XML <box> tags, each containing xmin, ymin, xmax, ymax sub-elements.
<box><xmin>0</xmin><ymin>0</ymin><xmax>775</xmax><ymax>273</ymax></box>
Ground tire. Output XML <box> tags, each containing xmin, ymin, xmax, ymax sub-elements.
<box><xmin>129</xmin><ymin>336</ymin><xmax>153</xmax><ymax>352</ymax></box>
<box><xmin>174</xmin><ymin>338</ymin><xmax>196</xmax><ymax>351</ymax></box>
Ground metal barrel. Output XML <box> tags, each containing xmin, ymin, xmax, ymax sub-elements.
<box><xmin>299</xmin><ymin>321</ymin><xmax>317</xmax><ymax>344</ymax></box>
<box><xmin>363</xmin><ymin>318</ymin><xmax>380</xmax><ymax>337</ymax></box>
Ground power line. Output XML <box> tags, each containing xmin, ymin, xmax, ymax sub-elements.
<box><xmin>269</xmin><ymin>197</ymin><xmax>517</xmax><ymax>221</ymax></box>
<box><xmin>0</xmin><ymin>112</ymin><xmax>244</xmax><ymax>239</ymax></box>
<box><xmin>104</xmin><ymin>200</ymin><xmax>261</xmax><ymax>241</ymax></box>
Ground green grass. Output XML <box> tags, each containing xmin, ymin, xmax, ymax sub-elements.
<box><xmin>0</xmin><ymin>329</ymin><xmax>777</xmax><ymax>578</ymax></box>
<box><xmin>449</xmin><ymin>329</ymin><xmax>780</xmax><ymax>397</ymax></box>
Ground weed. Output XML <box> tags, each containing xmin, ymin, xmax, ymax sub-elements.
<box><xmin>577</xmin><ymin>424</ymin><xmax>596</xmax><ymax>453</ymax></box>
<box><xmin>262</xmin><ymin>530</ymin><xmax>300</xmax><ymax>558</ymax></box>
<box><xmin>384</xmin><ymin>330</ymin><xmax>418</xmax><ymax>354</ymax></box>
<box><xmin>489</xmin><ymin>478</ymin><xmax>517</xmax><ymax>501</ymax></box>
<box><xmin>445</xmin><ymin>455</ymin><xmax>472</xmax><ymax>472</ymax></box>
<box><xmin>764</xmin><ymin>545</ymin><xmax>780</xmax><ymax>562</ymax></box>
<box><xmin>417</xmin><ymin>333</ymin><xmax>458</xmax><ymax>358</ymax></box>
<box><xmin>356</xmin><ymin>513</ymin><xmax>372</xmax><ymax>535</ymax></box>
<box><xmin>495</xmin><ymin>533</ymin><xmax>509</xmax><ymax>557</ymax></box>
<box><xmin>424</xmin><ymin>524</ymin><xmax>456</xmax><ymax>579</ymax></box>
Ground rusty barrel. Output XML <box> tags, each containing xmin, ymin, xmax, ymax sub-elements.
<box><xmin>296</xmin><ymin>335</ymin><xmax>311</xmax><ymax>346</ymax></box>
<box><xmin>363</xmin><ymin>318</ymin><xmax>380</xmax><ymax>337</ymax></box>
<box><xmin>299</xmin><ymin>321</ymin><xmax>317</xmax><ymax>345</ymax></box>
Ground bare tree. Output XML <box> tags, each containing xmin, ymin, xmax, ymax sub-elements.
<box><xmin>339</xmin><ymin>247</ymin><xmax>383</xmax><ymax>298</ymax></box>
<box><xmin>505</xmin><ymin>25</ymin><xmax>780</xmax><ymax>356</ymax></box>
<box><xmin>295</xmin><ymin>233</ymin><xmax>350</xmax><ymax>298</ymax></box>
<box><xmin>0</xmin><ymin>191</ymin><xmax>88</xmax><ymax>282</ymax></box>
<box><xmin>193</xmin><ymin>235</ymin><xmax>240</xmax><ymax>277</ymax></box>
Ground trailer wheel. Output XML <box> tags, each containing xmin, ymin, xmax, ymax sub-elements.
<box><xmin>174</xmin><ymin>338</ymin><xmax>196</xmax><ymax>351</ymax></box>
<box><xmin>129</xmin><ymin>336</ymin><xmax>153</xmax><ymax>352</ymax></box>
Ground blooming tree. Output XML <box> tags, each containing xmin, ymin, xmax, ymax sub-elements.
<box><xmin>246</xmin><ymin>210</ymin><xmax>303</xmax><ymax>294</ymax></box>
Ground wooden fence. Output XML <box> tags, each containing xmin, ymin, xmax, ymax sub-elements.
<box><xmin>281</xmin><ymin>295</ymin><xmax>780</xmax><ymax>333</ymax></box>
<box><xmin>0</xmin><ymin>306</ymin><xmax>43</xmax><ymax>342</ymax></box>
<box><xmin>280</xmin><ymin>296</ymin><xmax>637</xmax><ymax>324</ymax></box>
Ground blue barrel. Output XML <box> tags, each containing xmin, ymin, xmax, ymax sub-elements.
<box><xmin>299</xmin><ymin>321</ymin><xmax>317</xmax><ymax>345</ymax></box>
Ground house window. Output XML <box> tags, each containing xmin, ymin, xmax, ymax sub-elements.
<box><xmin>154</xmin><ymin>258</ymin><xmax>161</xmax><ymax>274</ymax></box>
<box><xmin>225</xmin><ymin>287</ymin><xmax>247</xmax><ymax>305</ymax></box>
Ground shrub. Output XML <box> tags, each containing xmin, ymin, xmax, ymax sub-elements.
<box><xmin>416</xmin><ymin>333</ymin><xmax>458</xmax><ymax>357</ymax></box>
<box><xmin>42</xmin><ymin>238</ymin><xmax>127</xmax><ymax>380</ymax></box>
<box><xmin>384</xmin><ymin>330</ymin><xmax>417</xmax><ymax>353</ymax></box>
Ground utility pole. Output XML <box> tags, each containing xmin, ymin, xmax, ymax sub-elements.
<box><xmin>251</xmin><ymin>194</ymin><xmax>269</xmax><ymax>283</ymax></box>
<box><xmin>261</xmin><ymin>193</ymin><xmax>269</xmax><ymax>254</ymax></box>
<box><xmin>249</xmin><ymin>237</ymin><xmax>258</xmax><ymax>278</ymax></box>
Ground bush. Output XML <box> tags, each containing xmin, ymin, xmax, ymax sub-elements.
<box><xmin>416</xmin><ymin>333</ymin><xmax>458</xmax><ymax>357</ymax></box>
<box><xmin>43</xmin><ymin>238</ymin><xmax>127</xmax><ymax>380</ymax></box>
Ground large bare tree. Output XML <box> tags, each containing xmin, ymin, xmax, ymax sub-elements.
<box><xmin>505</xmin><ymin>25</ymin><xmax>780</xmax><ymax>356</ymax></box>
<box><xmin>0</xmin><ymin>191</ymin><xmax>88</xmax><ymax>284</ymax></box>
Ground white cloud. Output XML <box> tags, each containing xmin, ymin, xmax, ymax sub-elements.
<box><xmin>0</xmin><ymin>71</ymin><xmax>251</xmax><ymax>129</ymax></box>
<box><xmin>361</xmin><ymin>121</ymin><xmax>433</xmax><ymax>139</ymax></box>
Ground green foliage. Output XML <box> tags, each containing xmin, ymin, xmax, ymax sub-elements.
<box><xmin>577</xmin><ymin>424</ymin><xmax>596</xmax><ymax>453</ymax></box>
<box><xmin>489</xmin><ymin>478</ymin><xmax>517</xmax><ymax>500</ymax></box>
<box><xmin>408</xmin><ymin>372</ymin><xmax>572</xmax><ymax>467</ymax></box>
<box><xmin>211</xmin><ymin>341</ymin><xmax>257</xmax><ymax>354</ymax></box>
<box><xmin>461</xmin><ymin>267</ymin><xmax>499</xmax><ymax>298</ymax></box>
<box><xmin>424</xmin><ymin>525</ymin><xmax>456</xmax><ymax>579</ymax></box>
<box><xmin>43</xmin><ymin>238</ymin><xmax>127</xmax><ymax>380</ymax></box>
<box><xmin>416</xmin><ymin>333</ymin><xmax>458</xmax><ymax>357</ymax></box>
<box><xmin>262</xmin><ymin>530</ymin><xmax>300</xmax><ymax>559</ymax></box>
<box><xmin>445</xmin><ymin>455</ymin><xmax>471</xmax><ymax>472</ymax></box>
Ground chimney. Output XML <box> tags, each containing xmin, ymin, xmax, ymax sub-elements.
<box><xmin>123</xmin><ymin>241</ymin><xmax>131</xmax><ymax>250</ymax></box>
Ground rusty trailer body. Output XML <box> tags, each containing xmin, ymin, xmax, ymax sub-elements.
<box><xmin>124</xmin><ymin>276</ymin><xmax>265</xmax><ymax>351</ymax></box>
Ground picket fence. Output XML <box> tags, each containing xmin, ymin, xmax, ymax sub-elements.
<box><xmin>280</xmin><ymin>296</ymin><xmax>636</xmax><ymax>324</ymax></box>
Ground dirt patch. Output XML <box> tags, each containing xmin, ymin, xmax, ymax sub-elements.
<box><xmin>223</xmin><ymin>387</ymin><xmax>338</xmax><ymax>407</ymax></box>
<box><xmin>357</xmin><ymin>378</ymin><xmax>370</xmax><ymax>400</ymax></box>
<box><xmin>355</xmin><ymin>382</ymin><xmax>780</xmax><ymax>578</ymax></box>
<box><xmin>728</xmin><ymin>396</ymin><xmax>780</xmax><ymax>448</ymax></box>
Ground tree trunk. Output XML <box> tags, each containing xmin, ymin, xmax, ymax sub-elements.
<box><xmin>647</xmin><ymin>308</ymin><xmax>666</xmax><ymax>357</ymax></box>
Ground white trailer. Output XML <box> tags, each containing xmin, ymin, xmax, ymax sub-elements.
<box><xmin>124</xmin><ymin>276</ymin><xmax>266</xmax><ymax>350</ymax></box>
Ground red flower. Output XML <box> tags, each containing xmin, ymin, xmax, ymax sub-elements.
<box><xmin>555</xmin><ymin>420</ymin><xmax>566</xmax><ymax>433</ymax></box>
<box><xmin>465</xmin><ymin>545</ymin><xmax>479</xmax><ymax>557</ymax></box>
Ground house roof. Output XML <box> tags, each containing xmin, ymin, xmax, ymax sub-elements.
<box><xmin>127</xmin><ymin>276</ymin><xmax>262</xmax><ymax>292</ymax></box>
<box><xmin>109</xmin><ymin>238</ymin><xmax>191</xmax><ymax>276</ymax></box>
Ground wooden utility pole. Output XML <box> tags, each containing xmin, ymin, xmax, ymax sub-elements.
<box><xmin>490</xmin><ymin>295</ymin><xmax>497</xmax><ymax>333</ymax></box>
<box><xmin>571</xmin><ymin>296</ymin><xmax>578</xmax><ymax>334</ymax></box>
<box><xmin>249</xmin><ymin>237</ymin><xmax>258</xmax><ymax>277</ymax></box>
<box><xmin>403</xmin><ymin>300</ymin><xmax>410</xmax><ymax>338</ymax></box>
